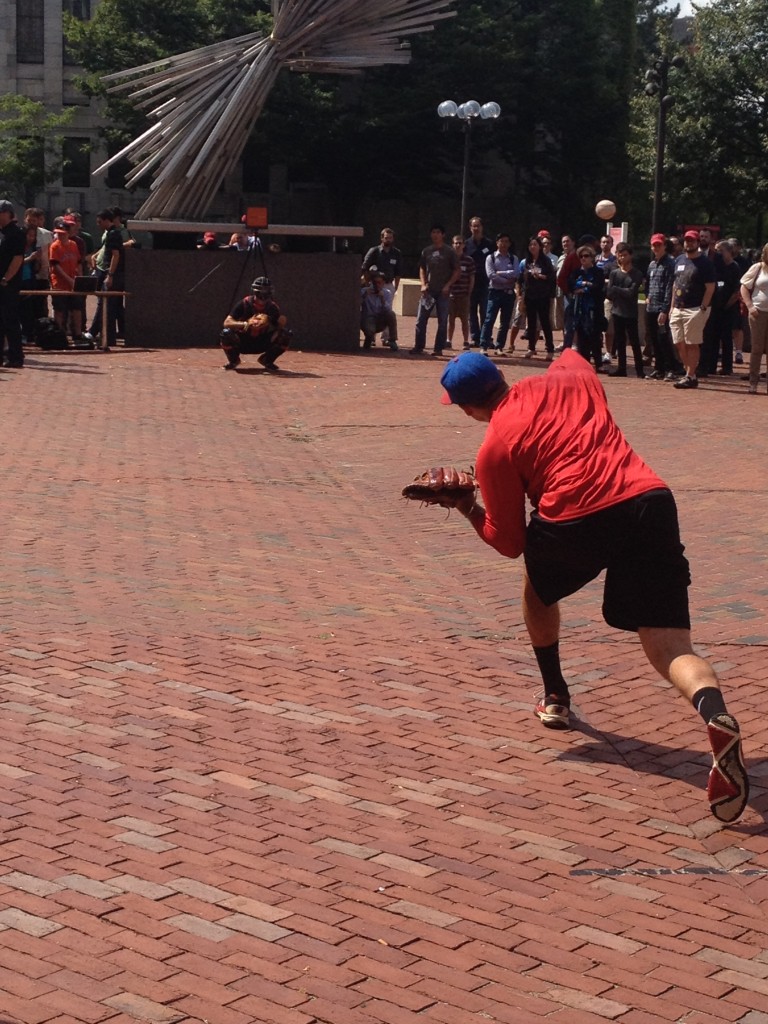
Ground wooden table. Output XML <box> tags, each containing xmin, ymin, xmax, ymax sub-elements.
<box><xmin>20</xmin><ymin>288</ymin><xmax>130</xmax><ymax>351</ymax></box>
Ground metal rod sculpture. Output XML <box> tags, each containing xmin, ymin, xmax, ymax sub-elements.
<box><xmin>94</xmin><ymin>0</ymin><xmax>456</xmax><ymax>220</ymax></box>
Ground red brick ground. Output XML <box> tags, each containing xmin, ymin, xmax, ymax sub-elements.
<box><xmin>0</xmin><ymin>332</ymin><xmax>766</xmax><ymax>1024</ymax></box>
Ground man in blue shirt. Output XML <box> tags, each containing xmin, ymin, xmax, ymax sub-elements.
<box><xmin>479</xmin><ymin>233</ymin><xmax>520</xmax><ymax>354</ymax></box>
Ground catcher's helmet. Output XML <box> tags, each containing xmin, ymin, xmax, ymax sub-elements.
<box><xmin>251</xmin><ymin>276</ymin><xmax>273</xmax><ymax>300</ymax></box>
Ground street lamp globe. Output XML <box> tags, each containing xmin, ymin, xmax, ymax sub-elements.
<box><xmin>437</xmin><ymin>100</ymin><xmax>458</xmax><ymax>118</ymax></box>
<box><xmin>480</xmin><ymin>102</ymin><xmax>501</xmax><ymax>120</ymax></box>
<box><xmin>458</xmin><ymin>100</ymin><xmax>481</xmax><ymax>119</ymax></box>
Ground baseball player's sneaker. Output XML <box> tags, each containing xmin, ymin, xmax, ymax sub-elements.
<box><xmin>534</xmin><ymin>695</ymin><xmax>570</xmax><ymax>729</ymax></box>
<box><xmin>223</xmin><ymin>356</ymin><xmax>241</xmax><ymax>370</ymax></box>
<box><xmin>707</xmin><ymin>713</ymin><xmax>749</xmax><ymax>823</ymax></box>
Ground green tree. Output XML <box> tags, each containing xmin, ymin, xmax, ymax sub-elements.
<box><xmin>0</xmin><ymin>95</ymin><xmax>74</xmax><ymax>204</ymax></box>
<box><xmin>295</xmin><ymin>0</ymin><xmax>638</xmax><ymax>230</ymax></box>
<box><xmin>635</xmin><ymin>0</ymin><xmax>679</xmax><ymax>72</ymax></box>
<box><xmin>661</xmin><ymin>0</ymin><xmax>768</xmax><ymax>238</ymax></box>
<box><xmin>626</xmin><ymin>7</ymin><xmax>685</xmax><ymax>235</ymax></box>
<box><xmin>64</xmin><ymin>0</ymin><xmax>643</xmax><ymax>234</ymax></box>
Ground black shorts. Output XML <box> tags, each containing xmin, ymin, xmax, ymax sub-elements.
<box><xmin>52</xmin><ymin>294</ymin><xmax>74</xmax><ymax>314</ymax></box>
<box><xmin>524</xmin><ymin>488</ymin><xmax>691</xmax><ymax>632</ymax></box>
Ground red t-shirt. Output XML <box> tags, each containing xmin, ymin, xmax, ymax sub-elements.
<box><xmin>49</xmin><ymin>236</ymin><xmax>80</xmax><ymax>291</ymax></box>
<box><xmin>471</xmin><ymin>349</ymin><xmax>667</xmax><ymax>558</ymax></box>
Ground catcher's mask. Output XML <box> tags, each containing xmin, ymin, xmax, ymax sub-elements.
<box><xmin>251</xmin><ymin>276</ymin><xmax>273</xmax><ymax>301</ymax></box>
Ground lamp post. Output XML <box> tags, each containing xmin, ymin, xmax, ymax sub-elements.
<box><xmin>438</xmin><ymin>100</ymin><xmax>501</xmax><ymax>234</ymax></box>
<box><xmin>644</xmin><ymin>55</ymin><xmax>685</xmax><ymax>235</ymax></box>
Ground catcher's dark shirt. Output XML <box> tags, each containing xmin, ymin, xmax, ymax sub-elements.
<box><xmin>471</xmin><ymin>350</ymin><xmax>666</xmax><ymax>559</ymax></box>
<box><xmin>230</xmin><ymin>296</ymin><xmax>281</xmax><ymax>325</ymax></box>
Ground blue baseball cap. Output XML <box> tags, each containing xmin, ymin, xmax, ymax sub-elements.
<box><xmin>440</xmin><ymin>351</ymin><xmax>503</xmax><ymax>406</ymax></box>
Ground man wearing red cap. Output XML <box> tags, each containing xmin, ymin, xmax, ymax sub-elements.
<box><xmin>668</xmin><ymin>230</ymin><xmax>716</xmax><ymax>389</ymax></box>
<box><xmin>432</xmin><ymin>348</ymin><xmax>749</xmax><ymax>824</ymax></box>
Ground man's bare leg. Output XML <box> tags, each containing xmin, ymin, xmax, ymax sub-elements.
<box><xmin>638</xmin><ymin>626</ymin><xmax>718</xmax><ymax>701</ymax></box>
<box><xmin>523</xmin><ymin>573</ymin><xmax>570</xmax><ymax>729</ymax></box>
<box><xmin>523</xmin><ymin>573</ymin><xmax>559</xmax><ymax>646</ymax></box>
<box><xmin>684</xmin><ymin>342</ymin><xmax>701</xmax><ymax>378</ymax></box>
<box><xmin>639</xmin><ymin>626</ymin><xmax>748</xmax><ymax>824</ymax></box>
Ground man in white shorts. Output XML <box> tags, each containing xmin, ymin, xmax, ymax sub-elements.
<box><xmin>668</xmin><ymin>230</ymin><xmax>716</xmax><ymax>390</ymax></box>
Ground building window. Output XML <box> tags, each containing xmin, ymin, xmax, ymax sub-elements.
<box><xmin>64</xmin><ymin>0</ymin><xmax>91</xmax><ymax>17</ymax></box>
<box><xmin>17</xmin><ymin>0</ymin><xmax>45</xmax><ymax>64</ymax></box>
<box><xmin>63</xmin><ymin>0</ymin><xmax>92</xmax><ymax>66</ymax></box>
<box><xmin>62</xmin><ymin>138</ymin><xmax>91</xmax><ymax>188</ymax></box>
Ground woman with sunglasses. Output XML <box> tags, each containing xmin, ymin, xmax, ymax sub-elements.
<box><xmin>569</xmin><ymin>246</ymin><xmax>606</xmax><ymax>370</ymax></box>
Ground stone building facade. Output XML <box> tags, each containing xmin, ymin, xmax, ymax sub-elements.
<box><xmin>0</xmin><ymin>0</ymin><xmax>146</xmax><ymax>228</ymax></box>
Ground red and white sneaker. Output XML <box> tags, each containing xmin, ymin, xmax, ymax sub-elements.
<box><xmin>534</xmin><ymin>695</ymin><xmax>570</xmax><ymax>730</ymax></box>
<box><xmin>707</xmin><ymin>713</ymin><xmax>749</xmax><ymax>824</ymax></box>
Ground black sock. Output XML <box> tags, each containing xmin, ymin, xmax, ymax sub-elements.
<box><xmin>693</xmin><ymin>687</ymin><xmax>727</xmax><ymax>723</ymax></box>
<box><xmin>533</xmin><ymin>642</ymin><xmax>570</xmax><ymax>704</ymax></box>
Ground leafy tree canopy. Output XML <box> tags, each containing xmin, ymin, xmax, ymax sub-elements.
<box><xmin>666</xmin><ymin>0</ymin><xmax>768</xmax><ymax>229</ymax></box>
<box><xmin>0</xmin><ymin>94</ymin><xmax>74</xmax><ymax>201</ymax></box>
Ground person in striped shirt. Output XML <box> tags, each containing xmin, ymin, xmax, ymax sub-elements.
<box><xmin>448</xmin><ymin>236</ymin><xmax>476</xmax><ymax>349</ymax></box>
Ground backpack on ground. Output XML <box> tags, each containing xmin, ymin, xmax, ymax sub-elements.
<box><xmin>34</xmin><ymin>317</ymin><xmax>69</xmax><ymax>350</ymax></box>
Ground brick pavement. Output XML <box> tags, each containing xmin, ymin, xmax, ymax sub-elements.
<box><xmin>0</xmin><ymin>338</ymin><xmax>766</xmax><ymax>1024</ymax></box>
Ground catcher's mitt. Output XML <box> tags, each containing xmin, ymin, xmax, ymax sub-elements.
<box><xmin>402</xmin><ymin>466</ymin><xmax>476</xmax><ymax>509</ymax></box>
<box><xmin>247</xmin><ymin>313</ymin><xmax>270</xmax><ymax>336</ymax></box>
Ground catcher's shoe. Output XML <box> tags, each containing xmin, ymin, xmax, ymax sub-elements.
<box><xmin>258</xmin><ymin>354</ymin><xmax>281</xmax><ymax>374</ymax></box>
<box><xmin>223</xmin><ymin>356</ymin><xmax>241</xmax><ymax>370</ymax></box>
<box><xmin>707</xmin><ymin>713</ymin><xmax>749</xmax><ymax>824</ymax></box>
<box><xmin>534</xmin><ymin>695</ymin><xmax>570</xmax><ymax>730</ymax></box>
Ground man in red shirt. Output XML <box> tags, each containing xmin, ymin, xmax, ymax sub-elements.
<box><xmin>438</xmin><ymin>349</ymin><xmax>748</xmax><ymax>824</ymax></box>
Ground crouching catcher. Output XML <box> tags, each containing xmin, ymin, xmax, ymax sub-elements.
<box><xmin>220</xmin><ymin>276</ymin><xmax>290</xmax><ymax>373</ymax></box>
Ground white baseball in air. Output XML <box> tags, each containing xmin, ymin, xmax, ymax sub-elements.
<box><xmin>595</xmin><ymin>199</ymin><xmax>617</xmax><ymax>221</ymax></box>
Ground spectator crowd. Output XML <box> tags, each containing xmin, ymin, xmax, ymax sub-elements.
<box><xmin>358</xmin><ymin>218</ymin><xmax>768</xmax><ymax>395</ymax></box>
<box><xmin>2</xmin><ymin>194</ymin><xmax>766</xmax><ymax>395</ymax></box>
<box><xmin>0</xmin><ymin>200</ymin><xmax>132</xmax><ymax>365</ymax></box>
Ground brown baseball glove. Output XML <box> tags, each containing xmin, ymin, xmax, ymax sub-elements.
<box><xmin>402</xmin><ymin>466</ymin><xmax>476</xmax><ymax>509</ymax></box>
<box><xmin>247</xmin><ymin>313</ymin><xmax>270</xmax><ymax>335</ymax></box>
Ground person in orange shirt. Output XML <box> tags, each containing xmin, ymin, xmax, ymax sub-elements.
<box><xmin>49</xmin><ymin>217</ymin><xmax>82</xmax><ymax>338</ymax></box>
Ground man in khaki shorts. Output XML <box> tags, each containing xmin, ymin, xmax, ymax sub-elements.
<box><xmin>669</xmin><ymin>229</ymin><xmax>716</xmax><ymax>390</ymax></box>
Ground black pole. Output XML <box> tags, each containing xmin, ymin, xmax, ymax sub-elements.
<box><xmin>460</xmin><ymin>122</ymin><xmax>471</xmax><ymax>238</ymax></box>
<box><xmin>651</xmin><ymin>61</ymin><xmax>669</xmax><ymax>236</ymax></box>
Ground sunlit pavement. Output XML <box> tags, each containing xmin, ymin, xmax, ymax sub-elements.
<box><xmin>0</xmin><ymin>339</ymin><xmax>766</xmax><ymax>1024</ymax></box>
